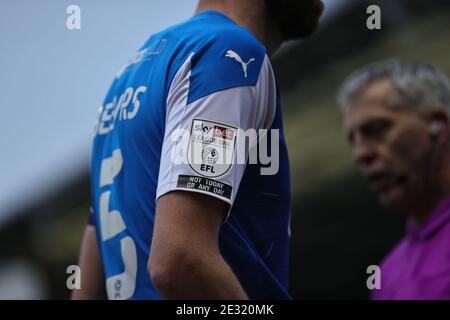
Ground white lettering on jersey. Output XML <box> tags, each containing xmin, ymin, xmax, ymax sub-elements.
<box><xmin>96</xmin><ymin>86</ymin><xmax>147</xmax><ymax>136</ymax></box>
<box><xmin>116</xmin><ymin>39</ymin><xmax>167</xmax><ymax>79</ymax></box>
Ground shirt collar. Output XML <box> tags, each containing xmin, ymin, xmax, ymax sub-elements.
<box><xmin>406</xmin><ymin>194</ymin><xmax>450</xmax><ymax>240</ymax></box>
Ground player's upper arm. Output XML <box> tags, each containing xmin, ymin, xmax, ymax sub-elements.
<box><xmin>151</xmin><ymin>191</ymin><xmax>228</xmax><ymax>269</ymax></box>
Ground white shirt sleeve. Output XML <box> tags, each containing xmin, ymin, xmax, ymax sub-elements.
<box><xmin>156</xmin><ymin>53</ymin><xmax>277</xmax><ymax>207</ymax></box>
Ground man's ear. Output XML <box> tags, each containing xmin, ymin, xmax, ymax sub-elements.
<box><xmin>426</xmin><ymin>107</ymin><xmax>449</xmax><ymax>144</ymax></box>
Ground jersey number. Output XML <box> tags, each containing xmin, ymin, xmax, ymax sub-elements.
<box><xmin>99</xmin><ymin>149</ymin><xmax>137</xmax><ymax>300</ymax></box>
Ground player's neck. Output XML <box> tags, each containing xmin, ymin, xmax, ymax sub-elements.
<box><xmin>195</xmin><ymin>2</ymin><xmax>283</xmax><ymax>56</ymax></box>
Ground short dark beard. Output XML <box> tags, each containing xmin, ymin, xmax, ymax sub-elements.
<box><xmin>265</xmin><ymin>0</ymin><xmax>323</xmax><ymax>40</ymax></box>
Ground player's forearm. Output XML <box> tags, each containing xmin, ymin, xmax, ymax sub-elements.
<box><xmin>150</xmin><ymin>252</ymin><xmax>248</xmax><ymax>299</ymax></box>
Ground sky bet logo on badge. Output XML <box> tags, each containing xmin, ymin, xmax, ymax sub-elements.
<box><xmin>213</xmin><ymin>125</ymin><xmax>235</xmax><ymax>140</ymax></box>
<box><xmin>188</xmin><ymin>119</ymin><xmax>237</xmax><ymax>178</ymax></box>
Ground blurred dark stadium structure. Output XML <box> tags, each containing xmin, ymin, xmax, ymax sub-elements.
<box><xmin>1</xmin><ymin>0</ymin><xmax>450</xmax><ymax>299</ymax></box>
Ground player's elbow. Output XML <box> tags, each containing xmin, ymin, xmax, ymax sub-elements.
<box><xmin>148</xmin><ymin>247</ymin><xmax>202</xmax><ymax>294</ymax></box>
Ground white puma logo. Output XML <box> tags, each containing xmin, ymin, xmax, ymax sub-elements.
<box><xmin>225</xmin><ymin>50</ymin><xmax>256</xmax><ymax>78</ymax></box>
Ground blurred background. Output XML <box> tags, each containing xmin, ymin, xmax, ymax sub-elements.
<box><xmin>0</xmin><ymin>0</ymin><xmax>449</xmax><ymax>299</ymax></box>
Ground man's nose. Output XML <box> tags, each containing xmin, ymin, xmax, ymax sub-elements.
<box><xmin>353</xmin><ymin>139</ymin><xmax>377</xmax><ymax>168</ymax></box>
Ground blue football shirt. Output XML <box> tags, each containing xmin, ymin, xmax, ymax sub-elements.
<box><xmin>89</xmin><ymin>10</ymin><xmax>292</xmax><ymax>300</ymax></box>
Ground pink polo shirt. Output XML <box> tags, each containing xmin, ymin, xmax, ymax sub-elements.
<box><xmin>371</xmin><ymin>195</ymin><xmax>450</xmax><ymax>300</ymax></box>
